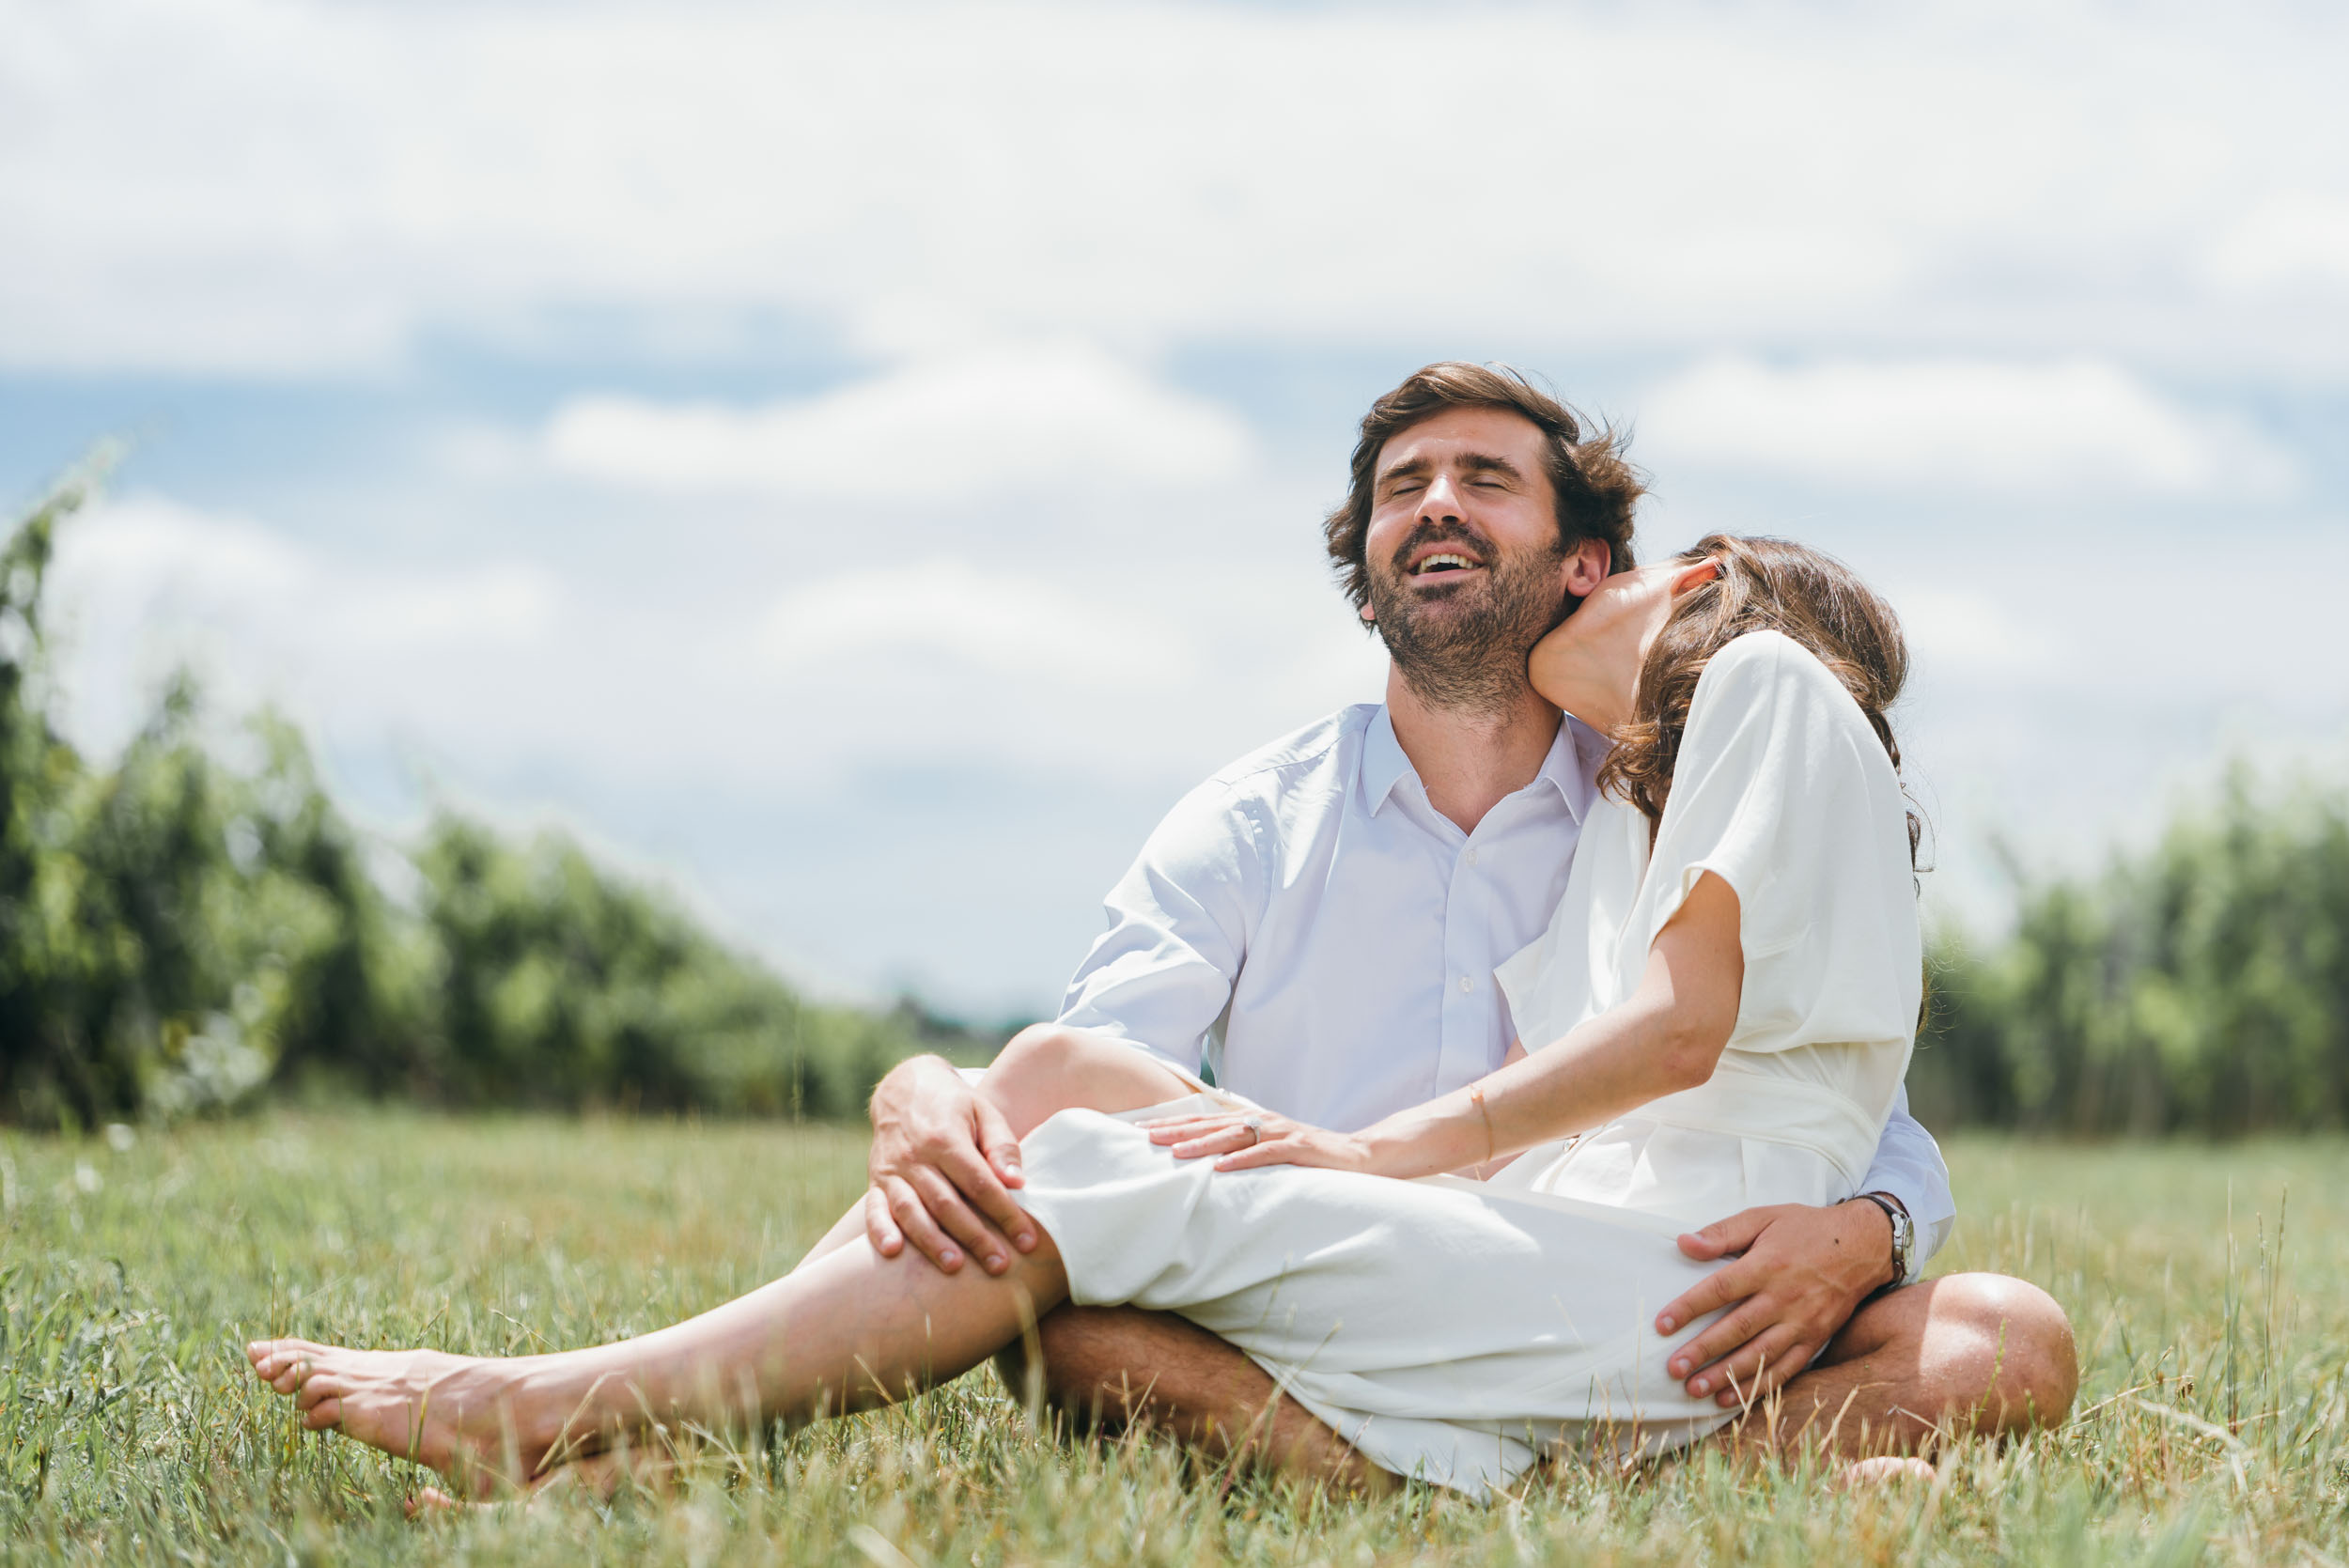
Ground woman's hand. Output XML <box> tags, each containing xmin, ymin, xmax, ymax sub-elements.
<box><xmin>1139</xmin><ymin>1110</ymin><xmax>1381</xmax><ymax>1174</ymax></box>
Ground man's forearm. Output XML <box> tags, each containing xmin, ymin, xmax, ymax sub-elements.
<box><xmin>870</xmin><ymin>1052</ymin><xmax>961</xmax><ymax>1123</ymax></box>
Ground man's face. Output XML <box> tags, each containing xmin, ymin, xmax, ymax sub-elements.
<box><xmin>1361</xmin><ymin>406</ymin><xmax>1574</xmax><ymax>710</ymax></box>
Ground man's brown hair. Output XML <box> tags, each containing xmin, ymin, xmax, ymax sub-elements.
<box><xmin>1322</xmin><ymin>362</ymin><xmax>1644</xmax><ymax>612</ymax></box>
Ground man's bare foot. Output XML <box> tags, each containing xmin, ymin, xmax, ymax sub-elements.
<box><xmin>1836</xmin><ymin>1454</ymin><xmax>1937</xmax><ymax>1488</ymax></box>
<box><xmin>246</xmin><ymin>1338</ymin><xmax>575</xmax><ymax>1493</ymax></box>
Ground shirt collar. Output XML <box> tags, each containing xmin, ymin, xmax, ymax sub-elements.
<box><xmin>1361</xmin><ymin>706</ymin><xmax>1414</xmax><ymax>815</ymax></box>
<box><xmin>1361</xmin><ymin>706</ymin><xmax>1602</xmax><ymax>824</ymax></box>
<box><xmin>1548</xmin><ymin>712</ymin><xmax>1604</xmax><ymax>825</ymax></box>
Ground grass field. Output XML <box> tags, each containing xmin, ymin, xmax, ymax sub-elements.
<box><xmin>4</xmin><ymin>1112</ymin><xmax>2345</xmax><ymax>1564</ymax></box>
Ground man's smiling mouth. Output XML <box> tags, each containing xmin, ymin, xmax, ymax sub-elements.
<box><xmin>1411</xmin><ymin>552</ymin><xmax>1480</xmax><ymax>577</ymax></box>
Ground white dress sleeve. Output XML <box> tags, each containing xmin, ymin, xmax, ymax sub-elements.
<box><xmin>1636</xmin><ymin>630</ymin><xmax>1921</xmax><ymax>1058</ymax></box>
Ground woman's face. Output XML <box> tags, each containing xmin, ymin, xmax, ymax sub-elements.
<box><xmin>1528</xmin><ymin>558</ymin><xmax>1714</xmax><ymax>730</ymax></box>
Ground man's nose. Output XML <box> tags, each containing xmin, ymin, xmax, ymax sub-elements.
<box><xmin>1419</xmin><ymin>472</ymin><xmax>1464</xmax><ymax>524</ymax></box>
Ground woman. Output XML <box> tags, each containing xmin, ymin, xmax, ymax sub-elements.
<box><xmin>249</xmin><ymin>534</ymin><xmax>1924</xmax><ymax>1499</ymax></box>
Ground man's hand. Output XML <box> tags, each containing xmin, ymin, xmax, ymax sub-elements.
<box><xmin>1654</xmin><ymin>1200</ymin><xmax>1898</xmax><ymax>1406</ymax></box>
<box><xmin>864</xmin><ymin>1055</ymin><xmax>1035</xmax><ymax>1275</ymax></box>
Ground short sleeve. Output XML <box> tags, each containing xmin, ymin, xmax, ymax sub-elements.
<box><xmin>1638</xmin><ymin>630</ymin><xmax>1921</xmax><ymax>1054</ymax></box>
<box><xmin>1054</xmin><ymin>776</ymin><xmax>1267</xmax><ymax>1075</ymax></box>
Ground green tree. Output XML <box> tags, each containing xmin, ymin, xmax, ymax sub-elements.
<box><xmin>0</xmin><ymin>459</ymin><xmax>926</xmax><ymax>1127</ymax></box>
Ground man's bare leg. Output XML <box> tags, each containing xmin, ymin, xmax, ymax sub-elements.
<box><xmin>1722</xmin><ymin>1272</ymin><xmax>2077</xmax><ymax>1465</ymax></box>
<box><xmin>249</xmin><ymin>1227</ymin><xmax>1072</xmax><ymax>1495</ymax></box>
<box><xmin>1002</xmin><ymin>1304</ymin><xmax>1397</xmax><ymax>1496</ymax></box>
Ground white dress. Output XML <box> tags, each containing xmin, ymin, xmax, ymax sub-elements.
<box><xmin>1013</xmin><ymin>631</ymin><xmax>1922</xmax><ymax>1496</ymax></box>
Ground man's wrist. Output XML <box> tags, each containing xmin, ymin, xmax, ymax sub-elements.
<box><xmin>872</xmin><ymin>1052</ymin><xmax>958</xmax><ymax>1115</ymax></box>
<box><xmin>1849</xmin><ymin>1191</ymin><xmax>1914</xmax><ymax>1288</ymax></box>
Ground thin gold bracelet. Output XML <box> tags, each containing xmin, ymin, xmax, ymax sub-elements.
<box><xmin>1468</xmin><ymin>1081</ymin><xmax>1496</xmax><ymax>1173</ymax></box>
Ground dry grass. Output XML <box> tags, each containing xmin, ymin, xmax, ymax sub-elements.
<box><xmin>4</xmin><ymin>1110</ymin><xmax>2346</xmax><ymax>1564</ymax></box>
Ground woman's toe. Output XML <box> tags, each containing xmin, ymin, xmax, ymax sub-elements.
<box><xmin>294</xmin><ymin>1374</ymin><xmax>344</xmax><ymax>1413</ymax></box>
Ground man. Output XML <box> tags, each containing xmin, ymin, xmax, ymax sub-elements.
<box><xmin>863</xmin><ymin>364</ymin><xmax>2076</xmax><ymax>1481</ymax></box>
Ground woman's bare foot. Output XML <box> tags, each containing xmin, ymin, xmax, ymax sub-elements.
<box><xmin>409</xmin><ymin>1445</ymin><xmax>683</xmax><ymax>1516</ymax></box>
<box><xmin>247</xmin><ymin>1338</ymin><xmax>583</xmax><ymax>1493</ymax></box>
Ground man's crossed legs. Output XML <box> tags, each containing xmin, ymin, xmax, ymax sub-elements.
<box><xmin>976</xmin><ymin>1026</ymin><xmax>2078</xmax><ymax>1491</ymax></box>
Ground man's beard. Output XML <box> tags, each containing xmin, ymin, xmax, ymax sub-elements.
<box><xmin>1368</xmin><ymin>527</ymin><xmax>1567</xmax><ymax>717</ymax></box>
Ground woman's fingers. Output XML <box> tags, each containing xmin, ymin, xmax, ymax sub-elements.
<box><xmin>1167</xmin><ymin>1132</ymin><xmax>1239</xmax><ymax>1157</ymax></box>
<box><xmin>1169</xmin><ymin>1126</ymin><xmax>1259</xmax><ymax>1160</ymax></box>
<box><xmin>303</xmin><ymin>1395</ymin><xmax>344</xmax><ymax>1432</ymax></box>
<box><xmin>1213</xmin><ymin>1139</ymin><xmax>1300</xmax><ymax>1171</ymax></box>
<box><xmin>1143</xmin><ymin>1114</ymin><xmax>1242</xmax><ymax>1142</ymax></box>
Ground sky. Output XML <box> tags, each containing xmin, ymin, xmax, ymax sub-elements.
<box><xmin>6</xmin><ymin>0</ymin><xmax>2347</xmax><ymax>1018</ymax></box>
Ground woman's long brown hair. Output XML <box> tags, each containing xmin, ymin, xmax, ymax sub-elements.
<box><xmin>1595</xmin><ymin>534</ymin><xmax>1922</xmax><ymax>870</ymax></box>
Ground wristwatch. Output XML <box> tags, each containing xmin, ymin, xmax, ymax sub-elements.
<box><xmin>1854</xmin><ymin>1191</ymin><xmax>1915</xmax><ymax>1286</ymax></box>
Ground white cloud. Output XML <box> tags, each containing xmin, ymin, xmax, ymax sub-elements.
<box><xmin>544</xmin><ymin>344</ymin><xmax>1253</xmax><ymax>499</ymax></box>
<box><xmin>2204</xmin><ymin>193</ymin><xmax>2349</xmax><ymax>292</ymax></box>
<box><xmin>1640</xmin><ymin>357</ymin><xmax>2295</xmax><ymax>497</ymax></box>
<box><xmin>1890</xmin><ymin>589</ymin><xmax>2064</xmax><ymax>679</ymax></box>
<box><xmin>47</xmin><ymin>493</ymin><xmax>565</xmax><ymax>754</ymax></box>
<box><xmin>756</xmin><ymin>559</ymin><xmax>1198</xmax><ymax>691</ymax></box>
<box><xmin>6</xmin><ymin>1</ymin><xmax>2348</xmax><ymax>373</ymax></box>
<box><xmin>43</xmin><ymin>488</ymin><xmax>1383</xmax><ymax>801</ymax></box>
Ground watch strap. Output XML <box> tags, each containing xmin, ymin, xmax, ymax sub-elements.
<box><xmin>1853</xmin><ymin>1191</ymin><xmax>1915</xmax><ymax>1286</ymax></box>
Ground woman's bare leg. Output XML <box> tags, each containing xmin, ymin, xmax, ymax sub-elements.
<box><xmin>249</xmin><ymin>1228</ymin><xmax>1069</xmax><ymax>1494</ymax></box>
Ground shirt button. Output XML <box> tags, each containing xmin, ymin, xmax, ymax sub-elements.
<box><xmin>1465</xmin><ymin>847</ymin><xmax>1479</xmax><ymax>866</ymax></box>
<box><xmin>1458</xmin><ymin>975</ymin><xmax>1474</xmax><ymax>993</ymax></box>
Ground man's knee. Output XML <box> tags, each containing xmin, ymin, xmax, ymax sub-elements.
<box><xmin>991</xmin><ymin>1304</ymin><xmax>1151</xmax><ymax>1429</ymax></box>
<box><xmin>1932</xmin><ymin>1272</ymin><xmax>2078</xmax><ymax>1435</ymax></box>
<box><xmin>1003</xmin><ymin>1303</ymin><xmax>1272</xmax><ymax>1434</ymax></box>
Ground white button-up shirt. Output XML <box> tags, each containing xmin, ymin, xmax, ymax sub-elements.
<box><xmin>1057</xmin><ymin>703</ymin><xmax>1955</xmax><ymax>1266</ymax></box>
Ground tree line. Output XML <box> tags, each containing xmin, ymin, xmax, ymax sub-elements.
<box><xmin>0</xmin><ymin>462</ymin><xmax>982</xmax><ymax>1131</ymax></box>
<box><xmin>7</xmin><ymin>462</ymin><xmax>2342</xmax><ymax>1136</ymax></box>
<box><xmin>1916</xmin><ymin>771</ymin><xmax>2349</xmax><ymax>1136</ymax></box>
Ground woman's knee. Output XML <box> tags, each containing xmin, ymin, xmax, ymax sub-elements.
<box><xmin>984</xmin><ymin>1024</ymin><xmax>1188</xmax><ymax>1134</ymax></box>
<box><xmin>983</xmin><ymin>1025</ymin><xmax>1097</xmax><ymax>1135</ymax></box>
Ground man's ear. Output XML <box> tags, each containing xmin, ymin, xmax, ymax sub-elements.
<box><xmin>1563</xmin><ymin>537</ymin><xmax>1614</xmax><ymax>598</ymax></box>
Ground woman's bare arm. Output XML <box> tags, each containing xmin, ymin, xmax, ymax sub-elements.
<box><xmin>1157</xmin><ymin>872</ymin><xmax>1743</xmax><ymax>1178</ymax></box>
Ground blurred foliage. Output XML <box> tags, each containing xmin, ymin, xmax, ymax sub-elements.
<box><xmin>1920</xmin><ymin>771</ymin><xmax>2349</xmax><ymax>1135</ymax></box>
<box><xmin>0</xmin><ymin>462</ymin><xmax>972</xmax><ymax>1129</ymax></box>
